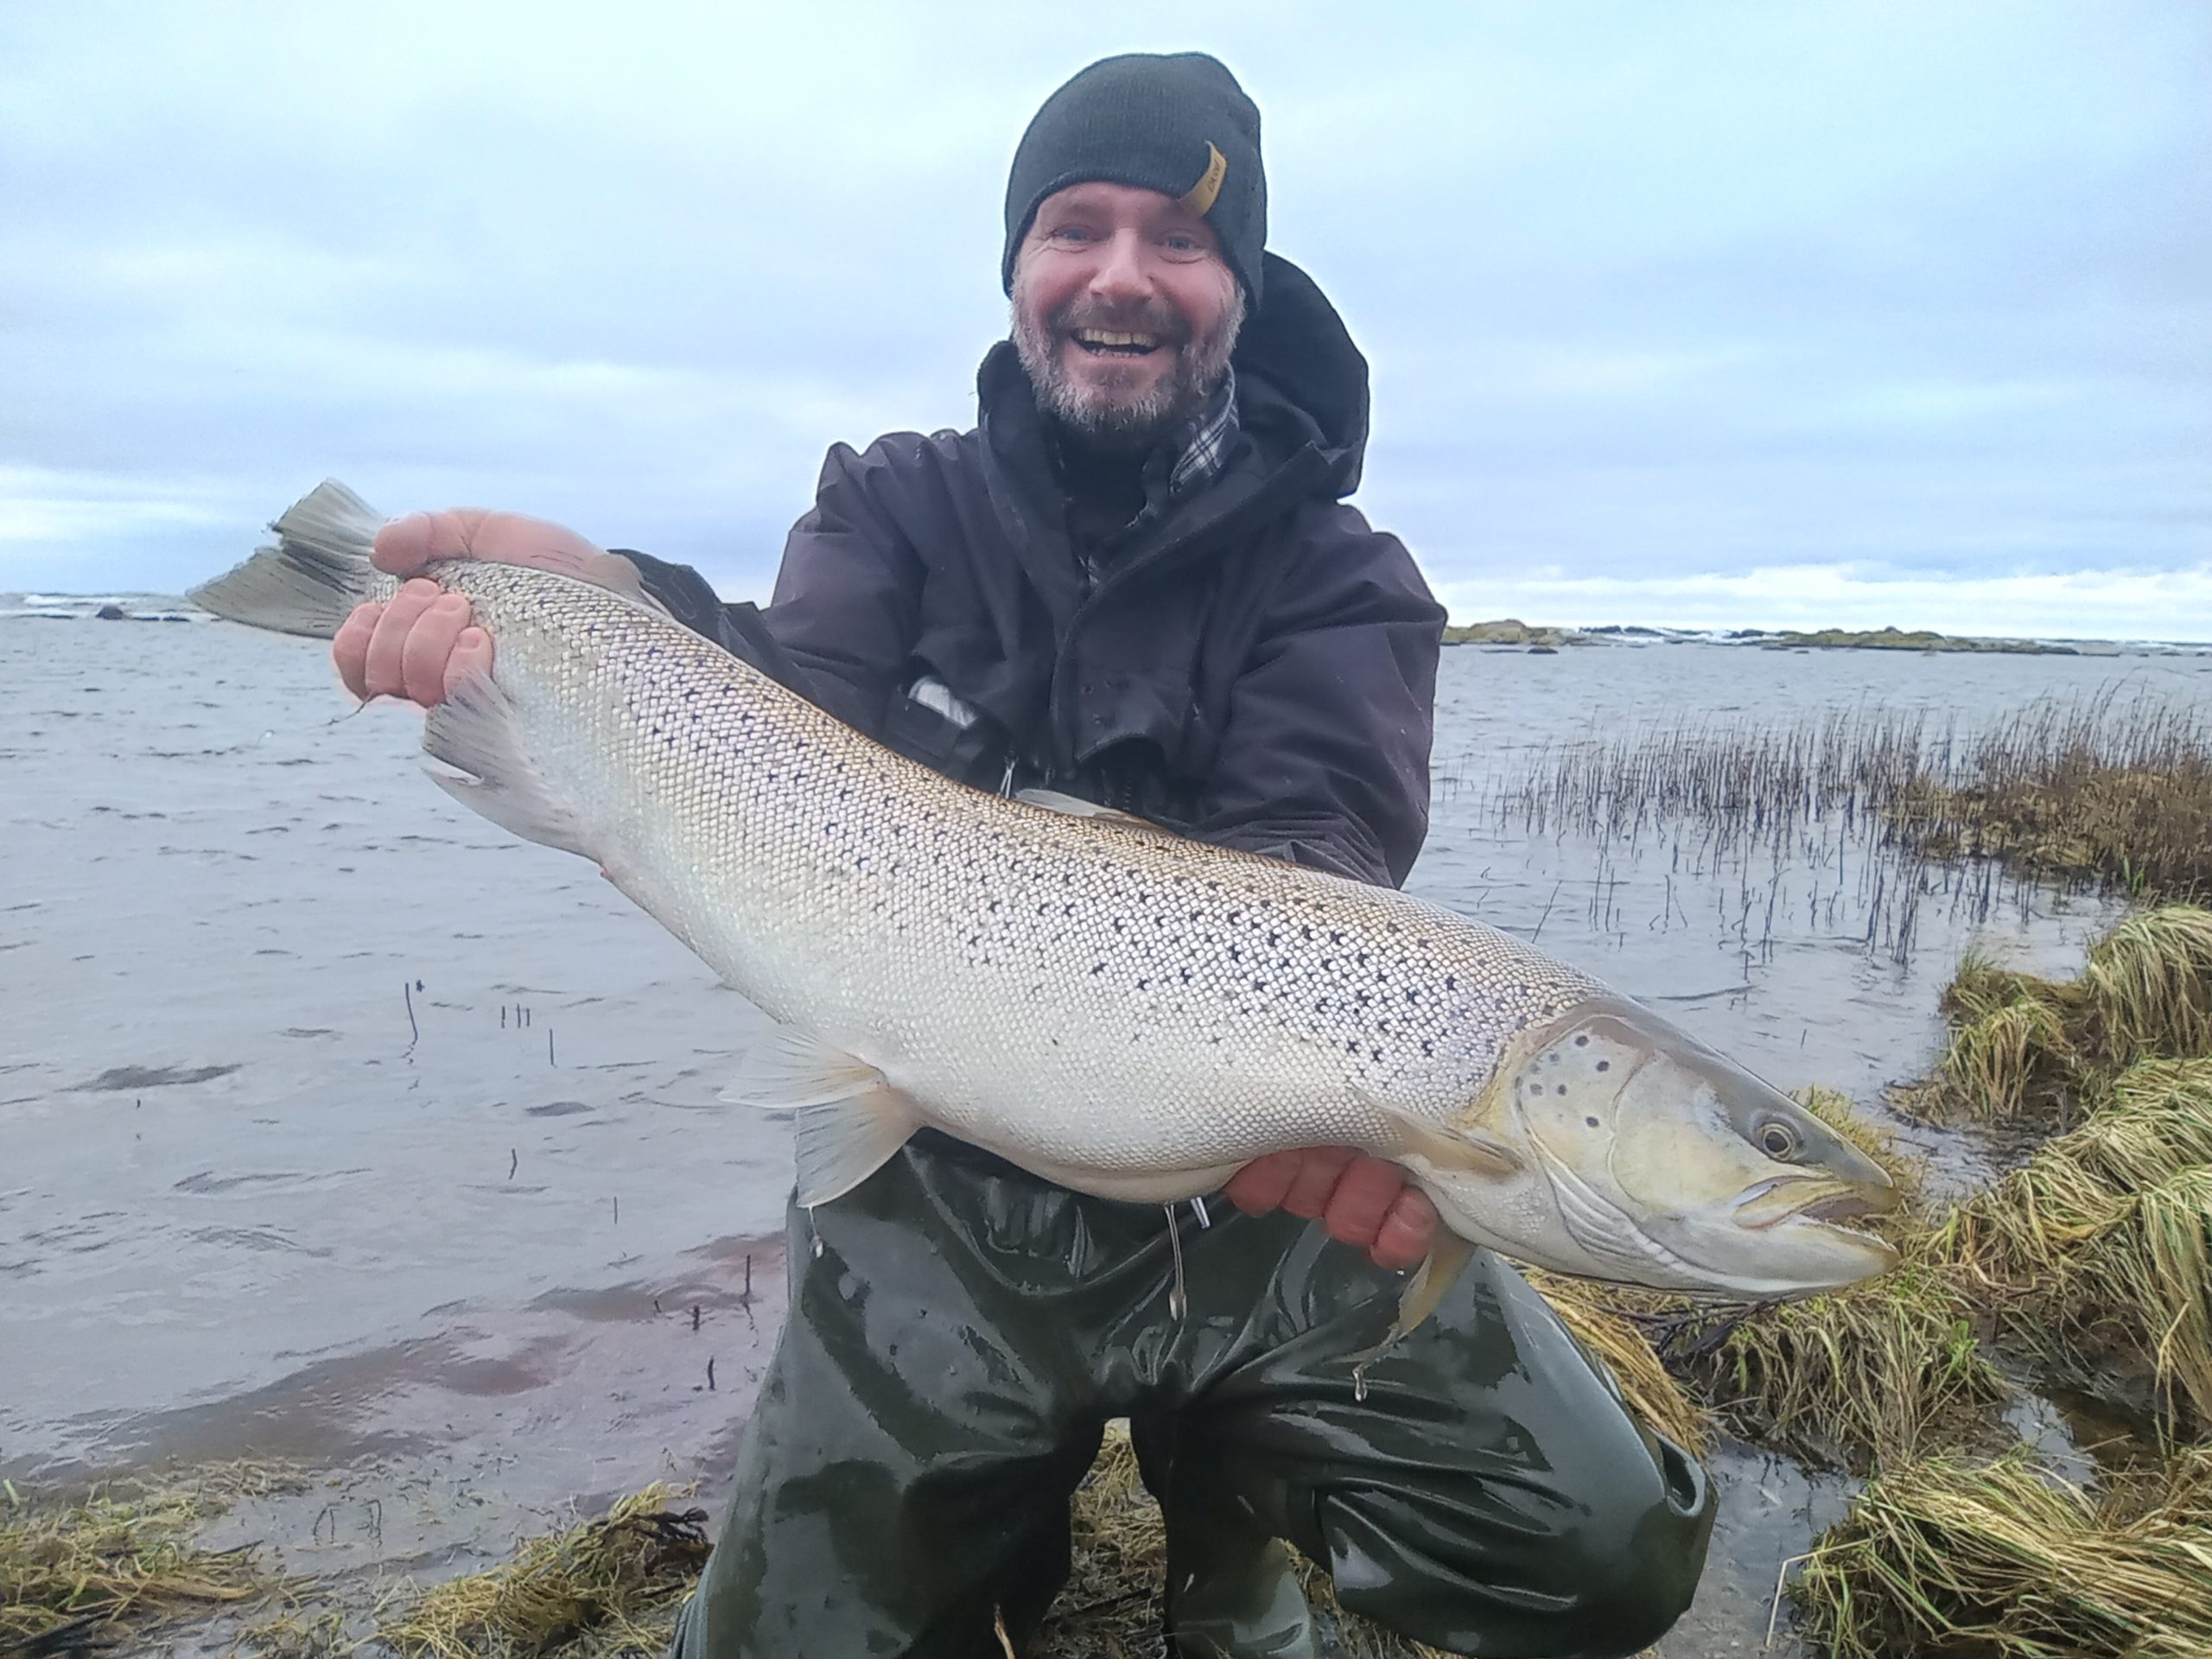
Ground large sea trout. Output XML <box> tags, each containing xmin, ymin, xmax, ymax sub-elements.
<box><xmin>194</xmin><ymin>481</ymin><xmax>1898</xmax><ymax>1328</ymax></box>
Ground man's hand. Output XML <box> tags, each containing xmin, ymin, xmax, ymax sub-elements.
<box><xmin>1224</xmin><ymin>1147</ymin><xmax>1436</xmax><ymax>1270</ymax></box>
<box><xmin>333</xmin><ymin>508</ymin><xmax>646</xmax><ymax>708</ymax></box>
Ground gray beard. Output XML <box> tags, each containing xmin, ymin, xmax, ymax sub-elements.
<box><xmin>1012</xmin><ymin>285</ymin><xmax>1245</xmax><ymax>454</ymax></box>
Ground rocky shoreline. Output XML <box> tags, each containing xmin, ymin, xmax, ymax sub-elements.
<box><xmin>1442</xmin><ymin>618</ymin><xmax>2107</xmax><ymax>654</ymax></box>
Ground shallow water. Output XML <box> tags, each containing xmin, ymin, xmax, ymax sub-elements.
<box><xmin>6</xmin><ymin>612</ymin><xmax>2203</xmax><ymax>1649</ymax></box>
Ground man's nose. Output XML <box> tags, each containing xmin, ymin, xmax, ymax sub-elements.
<box><xmin>1085</xmin><ymin>228</ymin><xmax>1154</xmax><ymax>303</ymax></box>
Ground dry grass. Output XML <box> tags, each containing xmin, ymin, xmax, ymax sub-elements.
<box><xmin>1038</xmin><ymin>1422</ymin><xmax>1468</xmax><ymax>1659</ymax></box>
<box><xmin>372</xmin><ymin>1485</ymin><xmax>707</xmax><ymax>1659</ymax></box>
<box><xmin>1927</xmin><ymin>960</ymin><xmax>2077</xmax><ymax>1122</ymax></box>
<box><xmin>1524</xmin><ymin>1273</ymin><xmax>1710</xmax><ymax>1453</ymax></box>
<box><xmin>2080</xmin><ymin>905</ymin><xmax>2212</xmax><ymax>1062</ymax></box>
<box><xmin>0</xmin><ymin>1480</ymin><xmax>275</xmax><ymax>1654</ymax></box>
<box><xmin>1916</xmin><ymin>906</ymin><xmax>2212</xmax><ymax>1123</ymax></box>
<box><xmin>1684</xmin><ymin>1255</ymin><xmax>2007</xmax><ymax>1472</ymax></box>
<box><xmin>1795</xmin><ymin>1446</ymin><xmax>2212</xmax><ymax>1659</ymax></box>
<box><xmin>1936</xmin><ymin>1057</ymin><xmax>2212</xmax><ymax>1430</ymax></box>
<box><xmin>1907</xmin><ymin>760</ymin><xmax>2212</xmax><ymax>903</ymax></box>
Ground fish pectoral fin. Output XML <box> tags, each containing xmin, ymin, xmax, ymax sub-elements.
<box><xmin>1014</xmin><ymin>788</ymin><xmax>1183</xmax><ymax>840</ymax></box>
<box><xmin>1369</xmin><ymin>1099</ymin><xmax>1523</xmax><ymax>1179</ymax></box>
<box><xmin>721</xmin><ymin>1027</ymin><xmax>923</xmax><ymax>1205</ymax></box>
<box><xmin>423</xmin><ymin>674</ymin><xmax>594</xmax><ymax>860</ymax></box>
<box><xmin>1346</xmin><ymin>1230</ymin><xmax>1478</xmax><ymax>1368</ymax></box>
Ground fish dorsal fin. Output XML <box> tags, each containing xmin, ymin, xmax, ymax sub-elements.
<box><xmin>1365</xmin><ymin>1095</ymin><xmax>1523</xmax><ymax>1179</ymax></box>
<box><xmin>1014</xmin><ymin>788</ymin><xmax>1184</xmax><ymax>841</ymax></box>
<box><xmin>721</xmin><ymin>1027</ymin><xmax>923</xmax><ymax>1206</ymax></box>
<box><xmin>423</xmin><ymin>674</ymin><xmax>594</xmax><ymax>859</ymax></box>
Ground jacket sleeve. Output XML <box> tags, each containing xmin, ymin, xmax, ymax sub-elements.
<box><xmin>1184</xmin><ymin>505</ymin><xmax>1446</xmax><ymax>888</ymax></box>
<box><xmin>619</xmin><ymin>440</ymin><xmax>924</xmax><ymax>735</ymax></box>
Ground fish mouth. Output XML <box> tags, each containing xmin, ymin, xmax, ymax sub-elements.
<box><xmin>1732</xmin><ymin>1177</ymin><xmax>1900</xmax><ymax>1232</ymax></box>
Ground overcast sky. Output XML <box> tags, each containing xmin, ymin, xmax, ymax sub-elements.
<box><xmin>4</xmin><ymin>2</ymin><xmax>2207</xmax><ymax>637</ymax></box>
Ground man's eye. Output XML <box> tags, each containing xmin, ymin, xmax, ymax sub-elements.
<box><xmin>1161</xmin><ymin>234</ymin><xmax>1202</xmax><ymax>256</ymax></box>
<box><xmin>1046</xmin><ymin>226</ymin><xmax>1094</xmax><ymax>245</ymax></box>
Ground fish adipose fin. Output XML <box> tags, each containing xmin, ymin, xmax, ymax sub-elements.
<box><xmin>423</xmin><ymin>675</ymin><xmax>594</xmax><ymax>859</ymax></box>
<box><xmin>188</xmin><ymin>480</ymin><xmax>385</xmax><ymax>639</ymax></box>
<box><xmin>722</xmin><ymin>1027</ymin><xmax>924</xmax><ymax>1205</ymax></box>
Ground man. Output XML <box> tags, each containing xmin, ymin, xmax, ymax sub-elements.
<box><xmin>337</xmin><ymin>53</ymin><xmax>1712</xmax><ymax>1659</ymax></box>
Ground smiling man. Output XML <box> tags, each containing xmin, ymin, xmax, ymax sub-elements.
<box><xmin>337</xmin><ymin>52</ymin><xmax>1712</xmax><ymax>1659</ymax></box>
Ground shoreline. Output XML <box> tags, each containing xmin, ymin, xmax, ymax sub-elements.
<box><xmin>1439</xmin><ymin>618</ymin><xmax>2196</xmax><ymax>655</ymax></box>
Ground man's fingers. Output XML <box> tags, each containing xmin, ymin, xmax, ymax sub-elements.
<box><xmin>1369</xmin><ymin>1187</ymin><xmax>1438</xmax><ymax>1273</ymax></box>
<box><xmin>444</xmin><ymin>626</ymin><xmax>495</xmax><ymax>700</ymax></box>
<box><xmin>361</xmin><ymin>580</ymin><xmax>442</xmax><ymax>700</ymax></box>
<box><xmin>400</xmin><ymin>592</ymin><xmax>474</xmax><ymax>706</ymax></box>
<box><xmin>333</xmin><ymin>601</ymin><xmax>382</xmax><ymax>700</ymax></box>
<box><xmin>371</xmin><ymin>512</ymin><xmax>436</xmax><ymax>575</ymax></box>
<box><xmin>1224</xmin><ymin>1151</ymin><xmax>1300</xmax><ymax>1217</ymax></box>
<box><xmin>1281</xmin><ymin>1145</ymin><xmax>1357</xmax><ymax>1219</ymax></box>
<box><xmin>1319</xmin><ymin>1156</ymin><xmax>1405</xmax><ymax>1251</ymax></box>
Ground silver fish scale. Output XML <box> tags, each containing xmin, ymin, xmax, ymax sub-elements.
<box><xmin>430</xmin><ymin>561</ymin><xmax>1605</xmax><ymax>1181</ymax></box>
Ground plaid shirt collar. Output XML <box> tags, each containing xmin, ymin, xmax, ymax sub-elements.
<box><xmin>1163</xmin><ymin>365</ymin><xmax>1239</xmax><ymax>499</ymax></box>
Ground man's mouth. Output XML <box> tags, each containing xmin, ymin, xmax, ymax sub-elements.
<box><xmin>1070</xmin><ymin>327</ymin><xmax>1164</xmax><ymax>357</ymax></box>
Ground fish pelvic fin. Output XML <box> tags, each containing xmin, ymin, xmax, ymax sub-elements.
<box><xmin>423</xmin><ymin>674</ymin><xmax>594</xmax><ymax>859</ymax></box>
<box><xmin>1369</xmin><ymin>1097</ymin><xmax>1523</xmax><ymax>1179</ymax></box>
<box><xmin>722</xmin><ymin>1027</ymin><xmax>924</xmax><ymax>1206</ymax></box>
<box><xmin>1346</xmin><ymin>1230</ymin><xmax>1478</xmax><ymax>1371</ymax></box>
<box><xmin>188</xmin><ymin>480</ymin><xmax>385</xmax><ymax>639</ymax></box>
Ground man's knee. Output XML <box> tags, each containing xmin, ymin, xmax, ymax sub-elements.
<box><xmin>1541</xmin><ymin>1440</ymin><xmax>1713</xmax><ymax>1655</ymax></box>
<box><xmin>1320</xmin><ymin>1426</ymin><xmax>1713</xmax><ymax>1658</ymax></box>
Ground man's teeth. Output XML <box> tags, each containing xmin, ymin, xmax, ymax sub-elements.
<box><xmin>1073</xmin><ymin>328</ymin><xmax>1160</xmax><ymax>353</ymax></box>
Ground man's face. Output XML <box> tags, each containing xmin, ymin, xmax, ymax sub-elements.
<box><xmin>1011</xmin><ymin>181</ymin><xmax>1243</xmax><ymax>451</ymax></box>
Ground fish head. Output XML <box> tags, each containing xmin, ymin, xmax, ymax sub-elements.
<box><xmin>1478</xmin><ymin>995</ymin><xmax>1900</xmax><ymax>1296</ymax></box>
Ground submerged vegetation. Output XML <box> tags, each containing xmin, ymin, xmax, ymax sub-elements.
<box><xmin>1493</xmin><ymin>685</ymin><xmax>2212</xmax><ymax>963</ymax></box>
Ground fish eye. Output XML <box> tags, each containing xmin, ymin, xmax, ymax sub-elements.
<box><xmin>1755</xmin><ymin>1119</ymin><xmax>1802</xmax><ymax>1160</ymax></box>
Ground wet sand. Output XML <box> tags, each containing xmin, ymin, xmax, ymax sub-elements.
<box><xmin>9</xmin><ymin>607</ymin><xmax>2205</xmax><ymax>1651</ymax></box>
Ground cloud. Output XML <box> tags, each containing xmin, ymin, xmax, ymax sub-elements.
<box><xmin>1</xmin><ymin>0</ymin><xmax>2206</xmax><ymax>631</ymax></box>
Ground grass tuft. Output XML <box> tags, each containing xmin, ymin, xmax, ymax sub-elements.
<box><xmin>1521</xmin><ymin>1273</ymin><xmax>1710</xmax><ymax>1453</ymax></box>
<box><xmin>2081</xmin><ymin>905</ymin><xmax>2212</xmax><ymax>1062</ymax></box>
<box><xmin>1936</xmin><ymin>1059</ymin><xmax>2212</xmax><ymax>1430</ymax></box>
<box><xmin>0</xmin><ymin>1482</ymin><xmax>273</xmax><ymax>1653</ymax></box>
<box><xmin>1795</xmin><ymin>1446</ymin><xmax>2212</xmax><ymax>1659</ymax></box>
<box><xmin>373</xmin><ymin>1485</ymin><xmax>707</xmax><ymax>1659</ymax></box>
<box><xmin>1687</xmin><ymin>1254</ymin><xmax>2005</xmax><ymax>1471</ymax></box>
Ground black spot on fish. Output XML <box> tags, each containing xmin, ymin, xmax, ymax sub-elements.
<box><xmin>1556</xmin><ymin>1084</ymin><xmax>1568</xmax><ymax>1096</ymax></box>
<box><xmin>1574</xmin><ymin>1034</ymin><xmax>1590</xmax><ymax>1047</ymax></box>
<box><xmin>1595</xmin><ymin>1060</ymin><xmax>1611</xmax><ymax>1072</ymax></box>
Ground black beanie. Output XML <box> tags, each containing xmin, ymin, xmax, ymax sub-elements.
<box><xmin>1001</xmin><ymin>52</ymin><xmax>1266</xmax><ymax>304</ymax></box>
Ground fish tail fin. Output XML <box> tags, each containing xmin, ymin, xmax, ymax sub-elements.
<box><xmin>188</xmin><ymin>480</ymin><xmax>390</xmax><ymax>638</ymax></box>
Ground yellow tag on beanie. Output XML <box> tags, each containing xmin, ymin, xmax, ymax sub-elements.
<box><xmin>1178</xmin><ymin>143</ymin><xmax>1227</xmax><ymax>216</ymax></box>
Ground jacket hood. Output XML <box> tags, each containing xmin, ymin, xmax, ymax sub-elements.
<box><xmin>1231</xmin><ymin>251</ymin><xmax>1372</xmax><ymax>496</ymax></box>
<box><xmin>981</xmin><ymin>249</ymin><xmax>1373</xmax><ymax>499</ymax></box>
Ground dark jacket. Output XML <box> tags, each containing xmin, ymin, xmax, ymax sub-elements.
<box><xmin>627</xmin><ymin>251</ymin><xmax>1445</xmax><ymax>888</ymax></box>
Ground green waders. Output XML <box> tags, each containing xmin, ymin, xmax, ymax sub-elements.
<box><xmin>670</xmin><ymin>1139</ymin><xmax>1713</xmax><ymax>1659</ymax></box>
